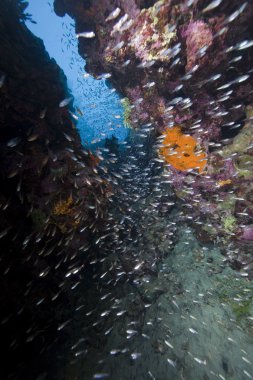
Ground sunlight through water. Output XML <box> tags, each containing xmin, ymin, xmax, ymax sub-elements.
<box><xmin>25</xmin><ymin>0</ymin><xmax>128</xmax><ymax>145</ymax></box>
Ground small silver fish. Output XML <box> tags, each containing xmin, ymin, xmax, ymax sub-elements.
<box><xmin>232</xmin><ymin>74</ymin><xmax>249</xmax><ymax>84</ymax></box>
<box><xmin>242</xmin><ymin>357</ymin><xmax>251</xmax><ymax>364</ymax></box>
<box><xmin>0</xmin><ymin>226</ymin><xmax>11</xmax><ymax>239</ymax></box>
<box><xmin>106</xmin><ymin>7</ymin><xmax>121</xmax><ymax>22</ymax></box>
<box><xmin>57</xmin><ymin>320</ymin><xmax>70</xmax><ymax>331</ymax></box>
<box><xmin>224</xmin><ymin>2</ymin><xmax>247</xmax><ymax>24</ymax></box>
<box><xmin>122</xmin><ymin>59</ymin><xmax>130</xmax><ymax>67</ymax></box>
<box><xmin>148</xmin><ymin>371</ymin><xmax>156</xmax><ymax>380</ymax></box>
<box><xmin>194</xmin><ymin>357</ymin><xmax>207</xmax><ymax>365</ymax></box>
<box><xmin>202</xmin><ymin>0</ymin><xmax>222</xmax><ymax>13</ymax></box>
<box><xmin>237</xmin><ymin>40</ymin><xmax>253</xmax><ymax>51</ymax></box>
<box><xmin>131</xmin><ymin>352</ymin><xmax>142</xmax><ymax>360</ymax></box>
<box><xmin>76</xmin><ymin>31</ymin><xmax>95</xmax><ymax>38</ymax></box>
<box><xmin>97</xmin><ymin>73</ymin><xmax>112</xmax><ymax>79</ymax></box>
<box><xmin>165</xmin><ymin>340</ymin><xmax>174</xmax><ymax>349</ymax></box>
<box><xmin>188</xmin><ymin>327</ymin><xmax>198</xmax><ymax>334</ymax></box>
<box><xmin>172</xmin><ymin>299</ymin><xmax>180</xmax><ymax>309</ymax></box>
<box><xmin>59</xmin><ymin>97</ymin><xmax>72</xmax><ymax>107</ymax></box>
<box><xmin>93</xmin><ymin>374</ymin><xmax>109</xmax><ymax>379</ymax></box>
<box><xmin>243</xmin><ymin>370</ymin><xmax>253</xmax><ymax>379</ymax></box>
<box><xmin>0</xmin><ymin>73</ymin><xmax>6</xmax><ymax>88</ymax></box>
<box><xmin>167</xmin><ymin>358</ymin><xmax>176</xmax><ymax>368</ymax></box>
<box><xmin>69</xmin><ymin>111</ymin><xmax>78</xmax><ymax>120</ymax></box>
<box><xmin>27</xmin><ymin>133</ymin><xmax>40</xmax><ymax>142</ymax></box>
<box><xmin>63</xmin><ymin>132</ymin><xmax>72</xmax><ymax>141</ymax></box>
<box><xmin>39</xmin><ymin>108</ymin><xmax>47</xmax><ymax>119</ymax></box>
<box><xmin>7</xmin><ymin>169</ymin><xmax>19</xmax><ymax>178</ymax></box>
<box><xmin>7</xmin><ymin>137</ymin><xmax>21</xmax><ymax>148</ymax></box>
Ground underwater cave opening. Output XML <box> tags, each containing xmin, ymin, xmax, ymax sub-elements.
<box><xmin>25</xmin><ymin>0</ymin><xmax>129</xmax><ymax>149</ymax></box>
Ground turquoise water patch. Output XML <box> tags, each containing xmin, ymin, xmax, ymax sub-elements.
<box><xmin>25</xmin><ymin>0</ymin><xmax>128</xmax><ymax>145</ymax></box>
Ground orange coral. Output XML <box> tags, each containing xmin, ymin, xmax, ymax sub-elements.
<box><xmin>52</xmin><ymin>196</ymin><xmax>80</xmax><ymax>232</ymax></box>
<box><xmin>159</xmin><ymin>126</ymin><xmax>207</xmax><ymax>173</ymax></box>
<box><xmin>53</xmin><ymin>196</ymin><xmax>73</xmax><ymax>216</ymax></box>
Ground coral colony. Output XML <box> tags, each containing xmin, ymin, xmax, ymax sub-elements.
<box><xmin>52</xmin><ymin>0</ymin><xmax>253</xmax><ymax>247</ymax></box>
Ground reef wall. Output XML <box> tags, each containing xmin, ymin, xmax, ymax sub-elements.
<box><xmin>0</xmin><ymin>1</ymin><xmax>110</xmax><ymax>378</ymax></box>
<box><xmin>54</xmin><ymin>0</ymin><xmax>253</xmax><ymax>274</ymax></box>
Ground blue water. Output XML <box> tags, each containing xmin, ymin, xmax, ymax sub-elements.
<box><xmin>25</xmin><ymin>0</ymin><xmax>128</xmax><ymax>145</ymax></box>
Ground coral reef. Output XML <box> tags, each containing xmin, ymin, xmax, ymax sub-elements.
<box><xmin>53</xmin><ymin>0</ymin><xmax>253</xmax><ymax>271</ymax></box>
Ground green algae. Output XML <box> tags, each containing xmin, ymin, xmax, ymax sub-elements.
<box><xmin>216</xmin><ymin>195</ymin><xmax>237</xmax><ymax>235</ymax></box>
<box><xmin>234</xmin><ymin>155</ymin><xmax>253</xmax><ymax>178</ymax></box>
<box><xmin>221</xmin><ymin>214</ymin><xmax>237</xmax><ymax>234</ymax></box>
<box><xmin>216</xmin><ymin>276</ymin><xmax>253</xmax><ymax>330</ymax></box>
<box><xmin>231</xmin><ymin>299</ymin><xmax>253</xmax><ymax>321</ymax></box>
<box><xmin>121</xmin><ymin>97</ymin><xmax>132</xmax><ymax>128</ymax></box>
<box><xmin>218</xmin><ymin>196</ymin><xmax>236</xmax><ymax>212</ymax></box>
<box><xmin>202</xmin><ymin>223</ymin><xmax>217</xmax><ymax>236</ymax></box>
<box><xmin>221</xmin><ymin>106</ymin><xmax>253</xmax><ymax>160</ymax></box>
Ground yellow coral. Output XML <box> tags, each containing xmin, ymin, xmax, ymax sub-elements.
<box><xmin>53</xmin><ymin>196</ymin><xmax>73</xmax><ymax>216</ymax></box>
<box><xmin>51</xmin><ymin>196</ymin><xmax>80</xmax><ymax>232</ymax></box>
<box><xmin>159</xmin><ymin>126</ymin><xmax>207</xmax><ymax>173</ymax></box>
<box><xmin>217</xmin><ymin>179</ymin><xmax>232</xmax><ymax>187</ymax></box>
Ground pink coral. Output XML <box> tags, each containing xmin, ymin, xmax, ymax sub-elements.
<box><xmin>182</xmin><ymin>21</ymin><xmax>213</xmax><ymax>71</ymax></box>
<box><xmin>241</xmin><ymin>226</ymin><xmax>253</xmax><ymax>241</ymax></box>
<box><xmin>121</xmin><ymin>0</ymin><xmax>140</xmax><ymax>19</ymax></box>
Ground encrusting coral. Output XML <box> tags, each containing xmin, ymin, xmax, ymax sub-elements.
<box><xmin>53</xmin><ymin>196</ymin><xmax>73</xmax><ymax>216</ymax></box>
<box><xmin>128</xmin><ymin>1</ymin><xmax>176</xmax><ymax>63</ymax></box>
<box><xmin>159</xmin><ymin>126</ymin><xmax>207</xmax><ymax>173</ymax></box>
<box><xmin>181</xmin><ymin>20</ymin><xmax>213</xmax><ymax>71</ymax></box>
<box><xmin>217</xmin><ymin>179</ymin><xmax>232</xmax><ymax>187</ymax></box>
<box><xmin>52</xmin><ymin>196</ymin><xmax>81</xmax><ymax>232</ymax></box>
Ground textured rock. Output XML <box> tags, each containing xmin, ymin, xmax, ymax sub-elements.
<box><xmin>0</xmin><ymin>1</ymin><xmax>110</xmax><ymax>378</ymax></box>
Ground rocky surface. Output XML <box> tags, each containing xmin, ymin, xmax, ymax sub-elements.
<box><xmin>0</xmin><ymin>1</ymin><xmax>111</xmax><ymax>378</ymax></box>
<box><xmin>54</xmin><ymin>0</ymin><xmax>253</xmax><ymax>271</ymax></box>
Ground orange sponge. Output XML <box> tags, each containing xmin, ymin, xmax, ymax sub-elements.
<box><xmin>159</xmin><ymin>126</ymin><xmax>207</xmax><ymax>173</ymax></box>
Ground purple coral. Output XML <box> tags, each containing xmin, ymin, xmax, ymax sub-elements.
<box><xmin>181</xmin><ymin>21</ymin><xmax>213</xmax><ymax>71</ymax></box>
<box><xmin>241</xmin><ymin>225</ymin><xmax>253</xmax><ymax>241</ymax></box>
